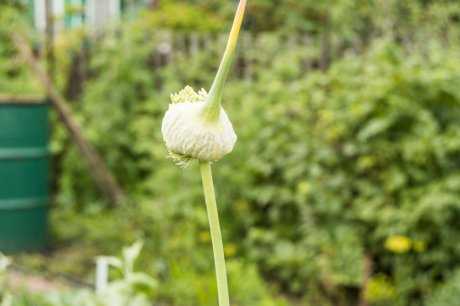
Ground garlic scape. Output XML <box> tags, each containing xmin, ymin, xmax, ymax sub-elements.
<box><xmin>161</xmin><ymin>2</ymin><xmax>248</xmax><ymax>306</ymax></box>
<box><xmin>161</xmin><ymin>0</ymin><xmax>247</xmax><ymax>164</ymax></box>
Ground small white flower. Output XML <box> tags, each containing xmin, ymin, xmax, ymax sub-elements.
<box><xmin>161</xmin><ymin>87</ymin><xmax>237</xmax><ymax>162</ymax></box>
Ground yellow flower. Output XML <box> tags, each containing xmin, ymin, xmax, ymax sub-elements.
<box><xmin>365</xmin><ymin>275</ymin><xmax>397</xmax><ymax>302</ymax></box>
<box><xmin>384</xmin><ymin>235</ymin><xmax>412</xmax><ymax>254</ymax></box>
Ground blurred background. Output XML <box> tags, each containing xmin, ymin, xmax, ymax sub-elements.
<box><xmin>1</xmin><ymin>0</ymin><xmax>460</xmax><ymax>305</ymax></box>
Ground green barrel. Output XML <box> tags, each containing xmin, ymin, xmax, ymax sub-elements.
<box><xmin>0</xmin><ymin>99</ymin><xmax>49</xmax><ymax>253</ymax></box>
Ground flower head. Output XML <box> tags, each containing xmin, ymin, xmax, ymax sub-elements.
<box><xmin>161</xmin><ymin>86</ymin><xmax>237</xmax><ymax>163</ymax></box>
<box><xmin>161</xmin><ymin>0</ymin><xmax>247</xmax><ymax>165</ymax></box>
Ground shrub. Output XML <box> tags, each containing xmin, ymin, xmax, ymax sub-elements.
<box><xmin>0</xmin><ymin>8</ymin><xmax>42</xmax><ymax>96</ymax></box>
<box><xmin>3</xmin><ymin>3</ymin><xmax>460</xmax><ymax>305</ymax></box>
<box><xmin>51</xmin><ymin>16</ymin><xmax>460</xmax><ymax>304</ymax></box>
<box><xmin>427</xmin><ymin>269</ymin><xmax>460</xmax><ymax>306</ymax></box>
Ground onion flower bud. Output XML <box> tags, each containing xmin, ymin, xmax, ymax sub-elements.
<box><xmin>161</xmin><ymin>0</ymin><xmax>246</xmax><ymax>165</ymax></box>
<box><xmin>161</xmin><ymin>86</ymin><xmax>237</xmax><ymax>162</ymax></box>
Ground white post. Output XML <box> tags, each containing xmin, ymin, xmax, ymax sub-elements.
<box><xmin>86</xmin><ymin>0</ymin><xmax>121</xmax><ymax>33</ymax></box>
<box><xmin>95</xmin><ymin>257</ymin><xmax>109</xmax><ymax>294</ymax></box>
<box><xmin>33</xmin><ymin>0</ymin><xmax>64</xmax><ymax>34</ymax></box>
<box><xmin>34</xmin><ymin>0</ymin><xmax>46</xmax><ymax>32</ymax></box>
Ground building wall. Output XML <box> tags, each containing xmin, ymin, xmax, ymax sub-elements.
<box><xmin>32</xmin><ymin>0</ymin><xmax>122</xmax><ymax>33</ymax></box>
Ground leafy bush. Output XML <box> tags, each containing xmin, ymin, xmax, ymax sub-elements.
<box><xmin>6</xmin><ymin>243</ymin><xmax>155</xmax><ymax>306</ymax></box>
<box><xmin>153</xmin><ymin>0</ymin><xmax>460</xmax><ymax>37</ymax></box>
<box><xmin>2</xmin><ymin>2</ymin><xmax>460</xmax><ymax>305</ymax></box>
<box><xmin>0</xmin><ymin>8</ymin><xmax>42</xmax><ymax>96</ymax></box>
<box><xmin>232</xmin><ymin>40</ymin><xmax>460</xmax><ymax>304</ymax></box>
<box><xmin>427</xmin><ymin>269</ymin><xmax>460</xmax><ymax>306</ymax></box>
<box><xmin>138</xmin><ymin>2</ymin><xmax>224</xmax><ymax>32</ymax></box>
<box><xmin>50</xmin><ymin>19</ymin><xmax>460</xmax><ymax>304</ymax></box>
<box><xmin>13</xmin><ymin>238</ymin><xmax>286</xmax><ymax>306</ymax></box>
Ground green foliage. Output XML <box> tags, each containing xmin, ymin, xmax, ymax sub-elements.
<box><xmin>144</xmin><ymin>0</ymin><xmax>460</xmax><ymax>36</ymax></box>
<box><xmin>0</xmin><ymin>7</ymin><xmax>42</xmax><ymax>96</ymax></box>
<box><xmin>41</xmin><ymin>243</ymin><xmax>156</xmax><ymax>306</ymax></box>
<box><xmin>364</xmin><ymin>275</ymin><xmax>397</xmax><ymax>305</ymax></box>
<box><xmin>426</xmin><ymin>269</ymin><xmax>460</xmax><ymax>306</ymax></box>
<box><xmin>139</xmin><ymin>2</ymin><xmax>224</xmax><ymax>32</ymax></box>
<box><xmin>8</xmin><ymin>243</ymin><xmax>156</xmax><ymax>306</ymax></box>
<box><xmin>234</xmin><ymin>40</ymin><xmax>460</xmax><ymax>304</ymax></box>
<box><xmin>50</xmin><ymin>16</ymin><xmax>460</xmax><ymax>304</ymax></box>
<box><xmin>2</xmin><ymin>1</ymin><xmax>460</xmax><ymax>305</ymax></box>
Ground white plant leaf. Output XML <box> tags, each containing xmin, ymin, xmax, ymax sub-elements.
<box><xmin>122</xmin><ymin>241</ymin><xmax>144</xmax><ymax>273</ymax></box>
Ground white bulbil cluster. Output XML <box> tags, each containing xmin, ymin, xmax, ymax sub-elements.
<box><xmin>161</xmin><ymin>87</ymin><xmax>237</xmax><ymax>162</ymax></box>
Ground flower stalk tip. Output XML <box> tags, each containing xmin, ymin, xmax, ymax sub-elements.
<box><xmin>202</xmin><ymin>0</ymin><xmax>247</xmax><ymax>122</ymax></box>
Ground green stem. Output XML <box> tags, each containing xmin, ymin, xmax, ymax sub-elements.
<box><xmin>199</xmin><ymin>161</ymin><xmax>230</xmax><ymax>306</ymax></box>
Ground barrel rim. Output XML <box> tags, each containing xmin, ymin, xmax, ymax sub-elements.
<box><xmin>0</xmin><ymin>95</ymin><xmax>48</xmax><ymax>105</ymax></box>
<box><xmin>0</xmin><ymin>147</ymin><xmax>49</xmax><ymax>159</ymax></box>
<box><xmin>0</xmin><ymin>197</ymin><xmax>49</xmax><ymax>210</ymax></box>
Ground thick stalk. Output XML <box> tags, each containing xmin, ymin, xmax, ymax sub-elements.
<box><xmin>201</xmin><ymin>0</ymin><xmax>247</xmax><ymax>122</ymax></box>
<box><xmin>199</xmin><ymin>162</ymin><xmax>230</xmax><ymax>306</ymax></box>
